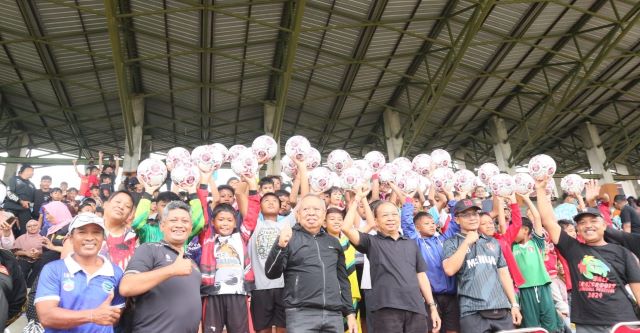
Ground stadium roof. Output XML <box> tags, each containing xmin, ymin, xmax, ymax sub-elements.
<box><xmin>0</xmin><ymin>0</ymin><xmax>639</xmax><ymax>173</ymax></box>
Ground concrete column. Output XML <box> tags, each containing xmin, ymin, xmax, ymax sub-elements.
<box><xmin>383</xmin><ymin>109</ymin><xmax>403</xmax><ymax>160</ymax></box>
<box><xmin>580</xmin><ymin>122</ymin><xmax>614</xmax><ymax>183</ymax></box>
<box><xmin>489</xmin><ymin>116</ymin><xmax>514</xmax><ymax>173</ymax></box>
<box><xmin>2</xmin><ymin>134</ymin><xmax>30</xmax><ymax>183</ymax></box>
<box><xmin>263</xmin><ymin>103</ymin><xmax>281</xmax><ymax>176</ymax></box>
<box><xmin>614</xmin><ymin>163</ymin><xmax>638</xmax><ymax>197</ymax></box>
<box><xmin>123</xmin><ymin>96</ymin><xmax>145</xmax><ymax>172</ymax></box>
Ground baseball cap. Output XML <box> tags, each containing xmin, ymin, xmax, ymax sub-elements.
<box><xmin>454</xmin><ymin>199</ymin><xmax>482</xmax><ymax>215</ymax></box>
<box><xmin>67</xmin><ymin>213</ymin><xmax>105</xmax><ymax>234</ymax></box>
<box><xmin>573</xmin><ymin>207</ymin><xmax>602</xmax><ymax>223</ymax></box>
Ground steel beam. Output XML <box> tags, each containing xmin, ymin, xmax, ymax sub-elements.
<box><xmin>267</xmin><ymin>0</ymin><xmax>305</xmax><ymax>142</ymax></box>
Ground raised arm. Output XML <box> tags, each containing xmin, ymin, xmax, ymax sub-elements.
<box><xmin>240</xmin><ymin>177</ymin><xmax>260</xmax><ymax>241</ymax></box>
<box><xmin>370</xmin><ymin>175</ymin><xmax>380</xmax><ymax>202</ymax></box>
<box><xmin>519</xmin><ymin>192</ymin><xmax>542</xmax><ymax>236</ymax></box>
<box><xmin>341</xmin><ymin>186</ymin><xmax>368</xmax><ymax>246</ymax></box>
<box><xmin>72</xmin><ymin>160</ymin><xmax>83</xmax><ymax>178</ymax></box>
<box><xmin>207</xmin><ymin>175</ymin><xmax>220</xmax><ymax>206</ymax></box>
<box><xmin>97</xmin><ymin>151</ymin><xmax>104</xmax><ymax>172</ymax></box>
<box><xmin>535</xmin><ymin>176</ymin><xmax>562</xmax><ymax>244</ymax></box>
<box><xmin>235</xmin><ymin>180</ymin><xmax>249</xmax><ymax>218</ymax></box>
<box><xmin>503</xmin><ymin>195</ymin><xmax>523</xmax><ymax>243</ymax></box>
<box><xmin>131</xmin><ymin>179</ymin><xmax>160</xmax><ymax>232</ymax></box>
<box><xmin>497</xmin><ymin>197</ymin><xmax>507</xmax><ymax>235</ymax></box>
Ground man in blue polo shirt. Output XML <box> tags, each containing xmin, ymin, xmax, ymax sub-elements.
<box><xmin>35</xmin><ymin>213</ymin><xmax>125</xmax><ymax>333</ymax></box>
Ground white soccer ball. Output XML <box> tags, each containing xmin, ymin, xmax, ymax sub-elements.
<box><xmin>513</xmin><ymin>173</ymin><xmax>535</xmax><ymax>195</ymax></box>
<box><xmin>227</xmin><ymin>145</ymin><xmax>248</xmax><ymax>163</ymax></box>
<box><xmin>395</xmin><ymin>170</ymin><xmax>420</xmax><ymax>193</ymax></box>
<box><xmin>392</xmin><ymin>157</ymin><xmax>413</xmax><ymax>173</ymax></box>
<box><xmin>210</xmin><ymin>143</ymin><xmax>229</xmax><ymax>163</ymax></box>
<box><xmin>528</xmin><ymin>154</ymin><xmax>557</xmax><ymax>180</ymax></box>
<box><xmin>306</xmin><ymin>148</ymin><xmax>321</xmax><ymax>170</ymax></box>
<box><xmin>364</xmin><ymin>151</ymin><xmax>386</xmax><ymax>172</ymax></box>
<box><xmin>252</xmin><ymin>135</ymin><xmax>278</xmax><ymax>161</ymax></box>
<box><xmin>340</xmin><ymin>167</ymin><xmax>363</xmax><ymax>190</ymax></box>
<box><xmin>432</xmin><ymin>168</ymin><xmax>455</xmax><ymax>192</ymax></box>
<box><xmin>561</xmin><ymin>174</ymin><xmax>585</xmax><ymax>194</ymax></box>
<box><xmin>170</xmin><ymin>162</ymin><xmax>200</xmax><ymax>188</ymax></box>
<box><xmin>309</xmin><ymin>167</ymin><xmax>333</xmax><ymax>193</ymax></box>
<box><xmin>285</xmin><ymin>135</ymin><xmax>311</xmax><ymax>162</ymax></box>
<box><xmin>191</xmin><ymin>145</ymin><xmax>224</xmax><ymax>173</ymax></box>
<box><xmin>454</xmin><ymin>169</ymin><xmax>476</xmax><ymax>193</ymax></box>
<box><xmin>431</xmin><ymin>149</ymin><xmax>451</xmax><ymax>168</ymax></box>
<box><xmin>231</xmin><ymin>149</ymin><xmax>259</xmax><ymax>178</ymax></box>
<box><xmin>281</xmin><ymin>155</ymin><xmax>298</xmax><ymax>178</ymax></box>
<box><xmin>378</xmin><ymin>163</ymin><xmax>397</xmax><ymax>183</ymax></box>
<box><xmin>166</xmin><ymin>147</ymin><xmax>191</xmax><ymax>171</ymax></box>
<box><xmin>412</xmin><ymin>154</ymin><xmax>432</xmax><ymax>177</ymax></box>
<box><xmin>327</xmin><ymin>149</ymin><xmax>353</xmax><ymax>174</ymax></box>
<box><xmin>353</xmin><ymin>160</ymin><xmax>374</xmax><ymax>181</ymax></box>
<box><xmin>418</xmin><ymin>176</ymin><xmax>432</xmax><ymax>195</ymax></box>
<box><xmin>137</xmin><ymin>158</ymin><xmax>167</xmax><ymax>187</ymax></box>
<box><xmin>478</xmin><ymin>163</ymin><xmax>500</xmax><ymax>185</ymax></box>
<box><xmin>489</xmin><ymin>173</ymin><xmax>516</xmax><ymax>197</ymax></box>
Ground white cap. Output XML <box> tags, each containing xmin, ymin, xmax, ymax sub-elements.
<box><xmin>67</xmin><ymin>213</ymin><xmax>105</xmax><ymax>234</ymax></box>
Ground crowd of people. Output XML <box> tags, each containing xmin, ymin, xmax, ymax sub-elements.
<box><xmin>1</xmin><ymin>148</ymin><xmax>640</xmax><ymax>333</ymax></box>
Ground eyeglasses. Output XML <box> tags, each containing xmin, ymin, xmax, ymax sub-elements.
<box><xmin>457</xmin><ymin>211</ymin><xmax>480</xmax><ymax>219</ymax></box>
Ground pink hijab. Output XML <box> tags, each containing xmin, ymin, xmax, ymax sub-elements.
<box><xmin>44</xmin><ymin>201</ymin><xmax>73</xmax><ymax>235</ymax></box>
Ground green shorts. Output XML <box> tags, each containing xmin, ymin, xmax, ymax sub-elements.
<box><xmin>519</xmin><ymin>283</ymin><xmax>565</xmax><ymax>333</ymax></box>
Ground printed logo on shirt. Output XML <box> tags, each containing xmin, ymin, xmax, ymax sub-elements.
<box><xmin>466</xmin><ymin>255</ymin><xmax>497</xmax><ymax>268</ymax></box>
<box><xmin>62</xmin><ymin>273</ymin><xmax>75</xmax><ymax>292</ymax></box>
<box><xmin>577</xmin><ymin>255</ymin><xmax>615</xmax><ymax>299</ymax></box>
<box><xmin>165</xmin><ymin>254</ymin><xmax>172</xmax><ymax>262</ymax></box>
<box><xmin>102</xmin><ymin>281</ymin><xmax>115</xmax><ymax>294</ymax></box>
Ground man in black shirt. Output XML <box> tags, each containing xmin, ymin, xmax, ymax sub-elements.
<box><xmin>537</xmin><ymin>176</ymin><xmax>640</xmax><ymax>332</ymax></box>
<box><xmin>2</xmin><ymin>165</ymin><xmax>36</xmax><ymax>237</ymax></box>
<box><xmin>614</xmin><ymin>195</ymin><xmax>640</xmax><ymax>234</ymax></box>
<box><xmin>32</xmin><ymin>175</ymin><xmax>53</xmax><ymax>220</ymax></box>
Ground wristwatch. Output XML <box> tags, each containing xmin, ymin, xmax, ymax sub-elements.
<box><xmin>511</xmin><ymin>303</ymin><xmax>520</xmax><ymax>309</ymax></box>
<box><xmin>428</xmin><ymin>302</ymin><xmax>438</xmax><ymax>309</ymax></box>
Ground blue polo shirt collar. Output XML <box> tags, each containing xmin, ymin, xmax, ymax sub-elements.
<box><xmin>64</xmin><ymin>254</ymin><xmax>115</xmax><ymax>281</ymax></box>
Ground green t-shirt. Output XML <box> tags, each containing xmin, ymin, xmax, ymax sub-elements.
<box><xmin>512</xmin><ymin>233</ymin><xmax>551</xmax><ymax>288</ymax></box>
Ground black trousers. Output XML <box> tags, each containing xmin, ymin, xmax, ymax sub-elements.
<box><xmin>372</xmin><ymin>308</ymin><xmax>428</xmax><ymax>333</ymax></box>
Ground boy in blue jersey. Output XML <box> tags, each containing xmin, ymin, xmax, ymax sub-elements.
<box><xmin>35</xmin><ymin>213</ymin><xmax>125</xmax><ymax>333</ymax></box>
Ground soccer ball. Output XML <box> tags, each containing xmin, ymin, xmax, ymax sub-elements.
<box><xmin>281</xmin><ymin>155</ymin><xmax>298</xmax><ymax>178</ymax></box>
<box><xmin>170</xmin><ymin>162</ymin><xmax>200</xmax><ymax>189</ymax></box>
<box><xmin>412</xmin><ymin>154</ymin><xmax>432</xmax><ymax>177</ymax></box>
<box><xmin>514</xmin><ymin>173</ymin><xmax>535</xmax><ymax>195</ymax></box>
<box><xmin>353</xmin><ymin>160</ymin><xmax>373</xmax><ymax>181</ymax></box>
<box><xmin>528</xmin><ymin>154</ymin><xmax>556</xmax><ymax>180</ymax></box>
<box><xmin>431</xmin><ymin>149</ymin><xmax>451</xmax><ymax>168</ymax></box>
<box><xmin>340</xmin><ymin>167</ymin><xmax>363</xmax><ymax>190</ymax></box>
<box><xmin>285</xmin><ymin>135</ymin><xmax>311</xmax><ymax>162</ymax></box>
<box><xmin>392</xmin><ymin>157</ymin><xmax>413</xmax><ymax>173</ymax></box>
<box><xmin>395</xmin><ymin>170</ymin><xmax>420</xmax><ymax>193</ymax></box>
<box><xmin>378</xmin><ymin>163</ymin><xmax>397</xmax><ymax>183</ymax></box>
<box><xmin>478</xmin><ymin>163</ymin><xmax>500</xmax><ymax>185</ymax></box>
<box><xmin>166</xmin><ymin>147</ymin><xmax>191</xmax><ymax>171</ymax></box>
<box><xmin>490</xmin><ymin>173</ymin><xmax>515</xmax><ymax>197</ymax></box>
<box><xmin>561</xmin><ymin>174</ymin><xmax>585</xmax><ymax>194</ymax></box>
<box><xmin>191</xmin><ymin>145</ymin><xmax>224</xmax><ymax>173</ymax></box>
<box><xmin>432</xmin><ymin>168</ymin><xmax>454</xmax><ymax>192</ymax></box>
<box><xmin>327</xmin><ymin>149</ymin><xmax>353</xmax><ymax>174</ymax></box>
<box><xmin>231</xmin><ymin>149</ymin><xmax>259</xmax><ymax>178</ymax></box>
<box><xmin>137</xmin><ymin>158</ymin><xmax>167</xmax><ymax>187</ymax></box>
<box><xmin>307</xmin><ymin>148</ymin><xmax>321</xmax><ymax>170</ymax></box>
<box><xmin>252</xmin><ymin>135</ymin><xmax>278</xmax><ymax>161</ymax></box>
<box><xmin>210</xmin><ymin>143</ymin><xmax>229</xmax><ymax>163</ymax></box>
<box><xmin>364</xmin><ymin>151</ymin><xmax>386</xmax><ymax>172</ymax></box>
<box><xmin>454</xmin><ymin>169</ymin><xmax>476</xmax><ymax>193</ymax></box>
<box><xmin>309</xmin><ymin>167</ymin><xmax>333</xmax><ymax>193</ymax></box>
<box><xmin>418</xmin><ymin>176</ymin><xmax>432</xmax><ymax>195</ymax></box>
<box><xmin>227</xmin><ymin>145</ymin><xmax>248</xmax><ymax>163</ymax></box>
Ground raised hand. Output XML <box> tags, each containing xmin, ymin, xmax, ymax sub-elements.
<box><xmin>278</xmin><ymin>223</ymin><xmax>293</xmax><ymax>248</ymax></box>
<box><xmin>584</xmin><ymin>179</ymin><xmax>600</xmax><ymax>204</ymax></box>
<box><xmin>464</xmin><ymin>230</ymin><xmax>479</xmax><ymax>245</ymax></box>
<box><xmin>171</xmin><ymin>248</ymin><xmax>193</xmax><ymax>276</ymax></box>
<box><xmin>90</xmin><ymin>293</ymin><xmax>122</xmax><ymax>326</ymax></box>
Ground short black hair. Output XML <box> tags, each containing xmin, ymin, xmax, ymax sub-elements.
<box><xmin>107</xmin><ymin>190</ymin><xmax>134</xmax><ymax>203</ymax></box>
<box><xmin>258</xmin><ymin>177</ymin><xmax>274</xmax><ymax>188</ymax></box>
<box><xmin>211</xmin><ymin>203</ymin><xmax>237</xmax><ymax>221</ymax></box>
<box><xmin>19</xmin><ymin>164</ymin><xmax>33</xmax><ymax>174</ymax></box>
<box><xmin>226</xmin><ymin>177</ymin><xmax>239</xmax><ymax>185</ymax></box>
<box><xmin>260</xmin><ymin>192</ymin><xmax>282</xmax><ymax>205</ymax></box>
<box><xmin>156</xmin><ymin>191</ymin><xmax>180</xmax><ymax>203</ymax></box>
<box><xmin>324</xmin><ymin>186</ymin><xmax>343</xmax><ymax>196</ymax></box>
<box><xmin>326</xmin><ymin>207</ymin><xmax>346</xmax><ymax>218</ymax></box>
<box><xmin>275</xmin><ymin>189</ymin><xmax>290</xmax><ymax>197</ymax></box>
<box><xmin>269</xmin><ymin>175</ymin><xmax>282</xmax><ymax>182</ymax></box>
<box><xmin>521</xmin><ymin>217</ymin><xmax>533</xmax><ymax>235</ymax></box>
<box><xmin>414</xmin><ymin>212</ymin><xmax>434</xmax><ymax>224</ymax></box>
<box><xmin>99</xmin><ymin>173</ymin><xmax>111</xmax><ymax>182</ymax></box>
<box><xmin>90</xmin><ymin>185</ymin><xmax>99</xmax><ymax>190</ymax></box>
<box><xmin>614</xmin><ymin>194</ymin><xmax>627</xmax><ymax>203</ymax></box>
<box><xmin>558</xmin><ymin>219</ymin><xmax>574</xmax><ymax>230</ymax></box>
<box><xmin>50</xmin><ymin>187</ymin><xmax>62</xmax><ymax>194</ymax></box>
<box><xmin>68</xmin><ymin>187</ymin><xmax>79</xmax><ymax>193</ymax></box>
<box><xmin>218</xmin><ymin>185</ymin><xmax>235</xmax><ymax>195</ymax></box>
<box><xmin>41</xmin><ymin>175</ymin><xmax>52</xmax><ymax>181</ymax></box>
<box><xmin>87</xmin><ymin>166</ymin><xmax>98</xmax><ymax>173</ymax></box>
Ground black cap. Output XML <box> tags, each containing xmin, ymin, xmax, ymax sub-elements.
<box><xmin>454</xmin><ymin>199</ymin><xmax>482</xmax><ymax>215</ymax></box>
<box><xmin>573</xmin><ymin>207</ymin><xmax>602</xmax><ymax>222</ymax></box>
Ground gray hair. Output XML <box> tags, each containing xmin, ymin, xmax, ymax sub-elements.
<box><xmin>160</xmin><ymin>200</ymin><xmax>191</xmax><ymax>223</ymax></box>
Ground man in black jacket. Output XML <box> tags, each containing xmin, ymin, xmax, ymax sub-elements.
<box><xmin>265</xmin><ymin>194</ymin><xmax>356</xmax><ymax>333</ymax></box>
<box><xmin>2</xmin><ymin>165</ymin><xmax>36</xmax><ymax>237</ymax></box>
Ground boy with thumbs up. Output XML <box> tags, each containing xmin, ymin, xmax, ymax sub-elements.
<box><xmin>35</xmin><ymin>213</ymin><xmax>125</xmax><ymax>333</ymax></box>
